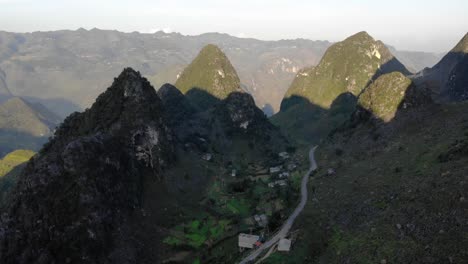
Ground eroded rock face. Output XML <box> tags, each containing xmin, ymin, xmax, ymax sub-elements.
<box><xmin>0</xmin><ymin>68</ymin><xmax>173</xmax><ymax>264</ymax></box>
<box><xmin>218</xmin><ymin>92</ymin><xmax>274</xmax><ymax>137</ymax></box>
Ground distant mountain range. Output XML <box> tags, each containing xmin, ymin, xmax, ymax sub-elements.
<box><xmin>0</xmin><ymin>29</ymin><xmax>444</xmax><ymax>116</ymax></box>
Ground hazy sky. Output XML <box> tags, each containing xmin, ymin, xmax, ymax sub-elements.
<box><xmin>1</xmin><ymin>0</ymin><xmax>467</xmax><ymax>52</ymax></box>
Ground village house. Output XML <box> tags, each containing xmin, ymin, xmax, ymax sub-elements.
<box><xmin>238</xmin><ymin>233</ymin><xmax>260</xmax><ymax>251</ymax></box>
<box><xmin>278</xmin><ymin>238</ymin><xmax>292</xmax><ymax>252</ymax></box>
<box><xmin>278</xmin><ymin>152</ymin><xmax>290</xmax><ymax>159</ymax></box>
<box><xmin>287</xmin><ymin>163</ymin><xmax>297</xmax><ymax>171</ymax></box>
<box><xmin>201</xmin><ymin>153</ymin><xmax>212</xmax><ymax>161</ymax></box>
<box><xmin>269</xmin><ymin>166</ymin><xmax>282</xmax><ymax>174</ymax></box>
<box><xmin>279</xmin><ymin>172</ymin><xmax>290</xmax><ymax>178</ymax></box>
<box><xmin>253</xmin><ymin>214</ymin><xmax>268</xmax><ymax>227</ymax></box>
<box><xmin>268</xmin><ymin>180</ymin><xmax>287</xmax><ymax>188</ymax></box>
<box><xmin>231</xmin><ymin>169</ymin><xmax>237</xmax><ymax>177</ymax></box>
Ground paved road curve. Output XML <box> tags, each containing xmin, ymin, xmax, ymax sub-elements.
<box><xmin>239</xmin><ymin>146</ymin><xmax>318</xmax><ymax>264</ymax></box>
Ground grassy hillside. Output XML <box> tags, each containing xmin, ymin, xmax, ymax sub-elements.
<box><xmin>0</xmin><ymin>149</ymin><xmax>35</xmax><ymax>205</ymax></box>
<box><xmin>0</xmin><ymin>149</ymin><xmax>35</xmax><ymax>177</ymax></box>
<box><xmin>275</xmin><ymin>102</ymin><xmax>467</xmax><ymax>263</ymax></box>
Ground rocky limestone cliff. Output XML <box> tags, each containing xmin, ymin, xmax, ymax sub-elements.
<box><xmin>219</xmin><ymin>92</ymin><xmax>273</xmax><ymax>135</ymax></box>
<box><xmin>0</xmin><ymin>68</ymin><xmax>174</xmax><ymax>264</ymax></box>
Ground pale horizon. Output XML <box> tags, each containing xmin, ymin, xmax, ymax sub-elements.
<box><xmin>1</xmin><ymin>0</ymin><xmax>467</xmax><ymax>52</ymax></box>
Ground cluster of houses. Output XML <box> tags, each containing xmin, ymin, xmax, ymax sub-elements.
<box><xmin>238</xmin><ymin>233</ymin><xmax>292</xmax><ymax>252</ymax></box>
<box><xmin>267</xmin><ymin>152</ymin><xmax>298</xmax><ymax>188</ymax></box>
<box><xmin>236</xmin><ymin>151</ymin><xmax>298</xmax><ymax>253</ymax></box>
<box><xmin>201</xmin><ymin>150</ymin><xmax>298</xmax><ymax>254</ymax></box>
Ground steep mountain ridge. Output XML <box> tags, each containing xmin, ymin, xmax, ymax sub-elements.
<box><xmin>274</xmin><ymin>32</ymin><xmax>410</xmax><ymax>144</ymax></box>
<box><xmin>414</xmin><ymin>33</ymin><xmax>468</xmax><ymax>101</ymax></box>
<box><xmin>0</xmin><ymin>68</ymin><xmax>174</xmax><ymax>263</ymax></box>
<box><xmin>175</xmin><ymin>44</ymin><xmax>242</xmax><ymax>107</ymax></box>
<box><xmin>0</xmin><ymin>67</ymin><xmax>289</xmax><ymax>263</ymax></box>
<box><xmin>282</xmin><ymin>31</ymin><xmax>410</xmax><ymax>111</ymax></box>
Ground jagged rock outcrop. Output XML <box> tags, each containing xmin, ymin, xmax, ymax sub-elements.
<box><xmin>414</xmin><ymin>33</ymin><xmax>468</xmax><ymax>101</ymax></box>
<box><xmin>0</xmin><ymin>68</ymin><xmax>173</xmax><ymax>264</ymax></box>
<box><xmin>218</xmin><ymin>92</ymin><xmax>273</xmax><ymax>135</ymax></box>
<box><xmin>175</xmin><ymin>44</ymin><xmax>243</xmax><ymax>107</ymax></box>
<box><xmin>357</xmin><ymin>72</ymin><xmax>431</xmax><ymax>122</ymax></box>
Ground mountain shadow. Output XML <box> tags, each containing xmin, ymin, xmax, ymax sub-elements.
<box><xmin>20</xmin><ymin>96</ymin><xmax>82</xmax><ymax>118</ymax></box>
<box><xmin>272</xmin><ymin>92</ymin><xmax>357</xmax><ymax>145</ymax></box>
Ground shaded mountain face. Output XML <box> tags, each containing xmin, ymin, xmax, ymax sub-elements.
<box><xmin>0</xmin><ymin>68</ymin><xmax>289</xmax><ymax>264</ymax></box>
<box><xmin>414</xmin><ymin>33</ymin><xmax>468</xmax><ymax>101</ymax></box>
<box><xmin>357</xmin><ymin>72</ymin><xmax>431</xmax><ymax>122</ymax></box>
<box><xmin>274</xmin><ymin>32</ymin><xmax>409</xmax><ymax>145</ymax></box>
<box><xmin>291</xmin><ymin>100</ymin><xmax>467</xmax><ymax>264</ymax></box>
<box><xmin>175</xmin><ymin>44</ymin><xmax>242</xmax><ymax>107</ymax></box>
<box><xmin>157</xmin><ymin>83</ymin><xmax>196</xmax><ymax>127</ymax></box>
<box><xmin>0</xmin><ymin>68</ymin><xmax>174</xmax><ymax>263</ymax></box>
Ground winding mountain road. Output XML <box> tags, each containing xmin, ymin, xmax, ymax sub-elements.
<box><xmin>239</xmin><ymin>146</ymin><xmax>318</xmax><ymax>264</ymax></box>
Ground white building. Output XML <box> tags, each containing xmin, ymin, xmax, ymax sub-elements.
<box><xmin>279</xmin><ymin>172</ymin><xmax>290</xmax><ymax>178</ymax></box>
<box><xmin>253</xmin><ymin>214</ymin><xmax>268</xmax><ymax>227</ymax></box>
<box><xmin>268</xmin><ymin>180</ymin><xmax>287</xmax><ymax>188</ymax></box>
<box><xmin>231</xmin><ymin>169</ymin><xmax>237</xmax><ymax>177</ymax></box>
<box><xmin>279</xmin><ymin>152</ymin><xmax>290</xmax><ymax>159</ymax></box>
<box><xmin>287</xmin><ymin>163</ymin><xmax>297</xmax><ymax>171</ymax></box>
<box><xmin>238</xmin><ymin>233</ymin><xmax>260</xmax><ymax>249</ymax></box>
<box><xmin>270</xmin><ymin>166</ymin><xmax>282</xmax><ymax>174</ymax></box>
<box><xmin>201</xmin><ymin>153</ymin><xmax>212</xmax><ymax>161</ymax></box>
<box><xmin>278</xmin><ymin>238</ymin><xmax>291</xmax><ymax>251</ymax></box>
